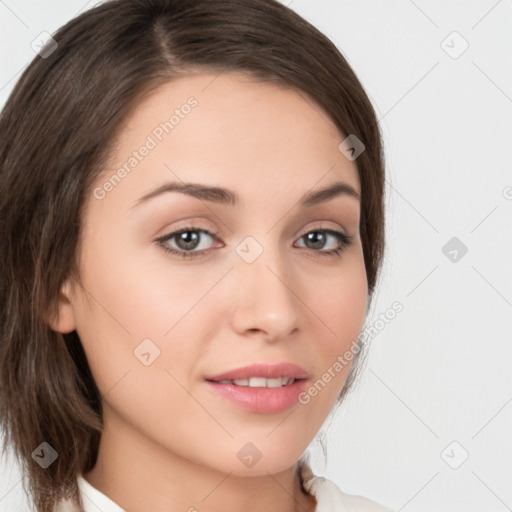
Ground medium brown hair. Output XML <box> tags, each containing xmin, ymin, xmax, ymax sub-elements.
<box><xmin>0</xmin><ymin>0</ymin><xmax>385</xmax><ymax>509</ymax></box>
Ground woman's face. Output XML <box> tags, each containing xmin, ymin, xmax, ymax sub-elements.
<box><xmin>56</xmin><ymin>71</ymin><xmax>367</xmax><ymax>477</ymax></box>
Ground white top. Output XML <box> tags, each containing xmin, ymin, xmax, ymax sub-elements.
<box><xmin>54</xmin><ymin>461</ymin><xmax>395</xmax><ymax>512</ymax></box>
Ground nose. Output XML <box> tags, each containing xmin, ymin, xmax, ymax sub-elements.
<box><xmin>229</xmin><ymin>242</ymin><xmax>301</xmax><ymax>342</ymax></box>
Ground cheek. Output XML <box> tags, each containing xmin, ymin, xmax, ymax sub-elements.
<box><xmin>303</xmin><ymin>246</ymin><xmax>368</xmax><ymax>397</ymax></box>
<box><xmin>71</xmin><ymin>234</ymin><xmax>226</xmax><ymax>395</ymax></box>
<box><xmin>311</xmin><ymin>248</ymin><xmax>368</xmax><ymax>345</ymax></box>
<box><xmin>75</xmin><ymin>226</ymin><xmax>203</xmax><ymax>335</ymax></box>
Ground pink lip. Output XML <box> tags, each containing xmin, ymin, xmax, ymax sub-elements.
<box><xmin>204</xmin><ymin>363</ymin><xmax>310</xmax><ymax>414</ymax></box>
<box><xmin>204</xmin><ymin>362</ymin><xmax>309</xmax><ymax>382</ymax></box>
<box><xmin>204</xmin><ymin>378</ymin><xmax>309</xmax><ymax>414</ymax></box>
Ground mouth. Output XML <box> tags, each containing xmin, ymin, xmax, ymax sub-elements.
<box><xmin>206</xmin><ymin>376</ymin><xmax>298</xmax><ymax>387</ymax></box>
<box><xmin>203</xmin><ymin>362</ymin><xmax>310</xmax><ymax>414</ymax></box>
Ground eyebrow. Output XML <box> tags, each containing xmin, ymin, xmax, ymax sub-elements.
<box><xmin>131</xmin><ymin>180</ymin><xmax>360</xmax><ymax>209</ymax></box>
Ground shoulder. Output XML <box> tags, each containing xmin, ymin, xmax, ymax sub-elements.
<box><xmin>299</xmin><ymin>462</ymin><xmax>395</xmax><ymax>512</ymax></box>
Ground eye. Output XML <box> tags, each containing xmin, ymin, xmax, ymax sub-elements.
<box><xmin>155</xmin><ymin>226</ymin><xmax>219</xmax><ymax>260</ymax></box>
<box><xmin>294</xmin><ymin>229</ymin><xmax>353</xmax><ymax>258</ymax></box>
<box><xmin>154</xmin><ymin>226</ymin><xmax>353</xmax><ymax>260</ymax></box>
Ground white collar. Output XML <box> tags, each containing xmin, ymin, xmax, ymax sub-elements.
<box><xmin>76</xmin><ymin>474</ymin><xmax>125</xmax><ymax>512</ymax></box>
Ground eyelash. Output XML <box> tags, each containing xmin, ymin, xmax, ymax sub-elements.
<box><xmin>154</xmin><ymin>225</ymin><xmax>353</xmax><ymax>260</ymax></box>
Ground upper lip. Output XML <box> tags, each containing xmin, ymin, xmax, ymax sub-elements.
<box><xmin>205</xmin><ymin>363</ymin><xmax>309</xmax><ymax>382</ymax></box>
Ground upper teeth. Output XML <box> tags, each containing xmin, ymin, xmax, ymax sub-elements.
<box><xmin>218</xmin><ymin>377</ymin><xmax>295</xmax><ymax>387</ymax></box>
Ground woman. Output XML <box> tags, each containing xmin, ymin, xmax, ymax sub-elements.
<box><xmin>0</xmin><ymin>1</ymin><xmax>392</xmax><ymax>511</ymax></box>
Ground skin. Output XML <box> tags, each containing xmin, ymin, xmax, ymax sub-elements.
<box><xmin>50</xmin><ymin>71</ymin><xmax>368</xmax><ymax>512</ymax></box>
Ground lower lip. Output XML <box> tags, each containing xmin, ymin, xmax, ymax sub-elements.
<box><xmin>204</xmin><ymin>379</ymin><xmax>308</xmax><ymax>414</ymax></box>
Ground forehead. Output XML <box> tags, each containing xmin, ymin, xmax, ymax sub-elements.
<box><xmin>96</xmin><ymin>71</ymin><xmax>360</xmax><ymax>210</ymax></box>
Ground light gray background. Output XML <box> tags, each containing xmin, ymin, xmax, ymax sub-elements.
<box><xmin>1</xmin><ymin>1</ymin><xmax>511</xmax><ymax>511</ymax></box>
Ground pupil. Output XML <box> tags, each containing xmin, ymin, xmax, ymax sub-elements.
<box><xmin>306</xmin><ymin>231</ymin><xmax>325</xmax><ymax>249</ymax></box>
<box><xmin>178</xmin><ymin>231</ymin><xmax>199</xmax><ymax>250</ymax></box>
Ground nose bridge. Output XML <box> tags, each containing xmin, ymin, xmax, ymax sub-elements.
<box><xmin>230</xmin><ymin>233</ymin><xmax>301</xmax><ymax>338</ymax></box>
